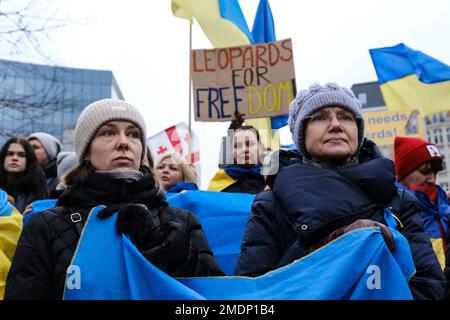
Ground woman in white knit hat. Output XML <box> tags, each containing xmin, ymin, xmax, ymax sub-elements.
<box><xmin>233</xmin><ymin>83</ymin><xmax>446</xmax><ymax>300</ymax></box>
<box><xmin>5</xmin><ymin>99</ymin><xmax>223</xmax><ymax>299</ymax></box>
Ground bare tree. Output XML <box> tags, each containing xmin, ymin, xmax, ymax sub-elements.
<box><xmin>0</xmin><ymin>0</ymin><xmax>91</xmax><ymax>145</ymax></box>
<box><xmin>0</xmin><ymin>0</ymin><xmax>72</xmax><ymax>61</ymax></box>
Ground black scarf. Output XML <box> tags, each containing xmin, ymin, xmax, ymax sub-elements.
<box><xmin>57</xmin><ymin>171</ymin><xmax>167</xmax><ymax>210</ymax></box>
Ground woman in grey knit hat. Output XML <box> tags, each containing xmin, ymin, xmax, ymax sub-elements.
<box><xmin>28</xmin><ymin>132</ymin><xmax>62</xmax><ymax>192</ymax></box>
<box><xmin>5</xmin><ymin>99</ymin><xmax>224</xmax><ymax>300</ymax></box>
<box><xmin>234</xmin><ymin>83</ymin><xmax>446</xmax><ymax>300</ymax></box>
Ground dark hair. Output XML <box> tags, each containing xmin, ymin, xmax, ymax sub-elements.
<box><xmin>231</xmin><ymin>125</ymin><xmax>261</xmax><ymax>144</ymax></box>
<box><xmin>63</xmin><ymin>160</ymin><xmax>95</xmax><ymax>186</ymax></box>
<box><xmin>229</xmin><ymin>125</ymin><xmax>263</xmax><ymax>166</ymax></box>
<box><xmin>0</xmin><ymin>137</ymin><xmax>49</xmax><ymax>201</ymax></box>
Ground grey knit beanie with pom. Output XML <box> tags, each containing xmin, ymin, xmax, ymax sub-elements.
<box><xmin>288</xmin><ymin>82</ymin><xmax>364</xmax><ymax>157</ymax></box>
<box><xmin>74</xmin><ymin>99</ymin><xmax>147</xmax><ymax>163</ymax></box>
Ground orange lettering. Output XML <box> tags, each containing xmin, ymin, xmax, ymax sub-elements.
<box><xmin>256</xmin><ymin>45</ymin><xmax>268</xmax><ymax>67</ymax></box>
<box><xmin>230</xmin><ymin>48</ymin><xmax>243</xmax><ymax>69</ymax></box>
<box><xmin>204</xmin><ymin>50</ymin><xmax>216</xmax><ymax>72</ymax></box>
<box><xmin>192</xmin><ymin>50</ymin><xmax>204</xmax><ymax>72</ymax></box>
<box><xmin>268</xmin><ymin>43</ymin><xmax>280</xmax><ymax>66</ymax></box>
<box><xmin>280</xmin><ymin>39</ymin><xmax>293</xmax><ymax>62</ymax></box>
<box><xmin>217</xmin><ymin>49</ymin><xmax>230</xmax><ymax>70</ymax></box>
<box><xmin>242</xmin><ymin>47</ymin><xmax>254</xmax><ymax>69</ymax></box>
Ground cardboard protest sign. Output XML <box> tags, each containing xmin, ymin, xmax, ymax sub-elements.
<box><xmin>191</xmin><ymin>38</ymin><xmax>296</xmax><ymax>122</ymax></box>
<box><xmin>363</xmin><ymin>108</ymin><xmax>426</xmax><ymax>145</ymax></box>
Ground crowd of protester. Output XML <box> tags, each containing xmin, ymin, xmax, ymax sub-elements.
<box><xmin>0</xmin><ymin>83</ymin><xmax>450</xmax><ymax>300</ymax></box>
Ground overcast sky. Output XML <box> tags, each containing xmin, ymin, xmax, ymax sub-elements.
<box><xmin>2</xmin><ymin>0</ymin><xmax>450</xmax><ymax>187</ymax></box>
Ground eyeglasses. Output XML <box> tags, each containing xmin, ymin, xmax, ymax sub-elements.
<box><xmin>304</xmin><ymin>113</ymin><xmax>360</xmax><ymax>126</ymax></box>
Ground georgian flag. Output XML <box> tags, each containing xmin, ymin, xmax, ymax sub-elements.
<box><xmin>147</xmin><ymin>123</ymin><xmax>200</xmax><ymax>179</ymax></box>
<box><xmin>426</xmin><ymin>144</ymin><xmax>442</xmax><ymax>158</ymax></box>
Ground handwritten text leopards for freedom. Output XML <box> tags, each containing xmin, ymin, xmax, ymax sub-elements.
<box><xmin>191</xmin><ymin>39</ymin><xmax>296</xmax><ymax>122</ymax></box>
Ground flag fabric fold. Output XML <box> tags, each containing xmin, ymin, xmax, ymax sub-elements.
<box><xmin>370</xmin><ymin>43</ymin><xmax>450</xmax><ymax>115</ymax></box>
<box><xmin>0</xmin><ymin>188</ymin><xmax>22</xmax><ymax>299</ymax></box>
<box><xmin>166</xmin><ymin>191</ymin><xmax>254</xmax><ymax>275</ymax></box>
<box><xmin>64</xmin><ymin>204</ymin><xmax>415</xmax><ymax>300</ymax></box>
<box><xmin>171</xmin><ymin>0</ymin><xmax>252</xmax><ymax>48</ymax></box>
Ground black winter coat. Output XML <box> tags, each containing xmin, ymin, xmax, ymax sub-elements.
<box><xmin>5</xmin><ymin>171</ymin><xmax>224</xmax><ymax>300</ymax></box>
<box><xmin>222</xmin><ymin>175</ymin><xmax>267</xmax><ymax>194</ymax></box>
<box><xmin>42</xmin><ymin>158</ymin><xmax>59</xmax><ymax>192</ymax></box>
<box><xmin>233</xmin><ymin>140</ymin><xmax>446</xmax><ymax>300</ymax></box>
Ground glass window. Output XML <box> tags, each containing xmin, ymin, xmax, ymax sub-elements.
<box><xmin>434</xmin><ymin>128</ymin><xmax>443</xmax><ymax>144</ymax></box>
<box><xmin>427</xmin><ymin>130</ymin><xmax>432</xmax><ymax>142</ymax></box>
<box><xmin>73</xmin><ymin>70</ymin><xmax>83</xmax><ymax>83</ymax></box>
<box><xmin>357</xmin><ymin>93</ymin><xmax>367</xmax><ymax>106</ymax></box>
<box><xmin>82</xmin><ymin>70</ymin><xmax>92</xmax><ymax>84</ymax></box>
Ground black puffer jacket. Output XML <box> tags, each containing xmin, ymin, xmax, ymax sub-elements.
<box><xmin>222</xmin><ymin>174</ymin><xmax>267</xmax><ymax>194</ymax></box>
<box><xmin>234</xmin><ymin>140</ymin><xmax>446</xmax><ymax>300</ymax></box>
<box><xmin>5</xmin><ymin>171</ymin><xmax>224</xmax><ymax>300</ymax></box>
<box><xmin>42</xmin><ymin>158</ymin><xmax>59</xmax><ymax>192</ymax></box>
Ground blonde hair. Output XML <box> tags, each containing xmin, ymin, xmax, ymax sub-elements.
<box><xmin>156</xmin><ymin>152</ymin><xmax>197</xmax><ymax>184</ymax></box>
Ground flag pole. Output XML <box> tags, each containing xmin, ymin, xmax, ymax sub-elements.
<box><xmin>188</xmin><ymin>18</ymin><xmax>193</xmax><ymax>161</ymax></box>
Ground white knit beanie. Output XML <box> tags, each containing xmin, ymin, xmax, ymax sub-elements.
<box><xmin>288</xmin><ymin>82</ymin><xmax>364</xmax><ymax>157</ymax></box>
<box><xmin>74</xmin><ymin>99</ymin><xmax>147</xmax><ymax>162</ymax></box>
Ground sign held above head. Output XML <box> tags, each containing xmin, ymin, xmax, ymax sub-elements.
<box><xmin>191</xmin><ymin>38</ymin><xmax>296</xmax><ymax>122</ymax></box>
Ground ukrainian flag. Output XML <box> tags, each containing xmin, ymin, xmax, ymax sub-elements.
<box><xmin>64</xmin><ymin>205</ymin><xmax>415</xmax><ymax>300</ymax></box>
<box><xmin>370</xmin><ymin>43</ymin><xmax>450</xmax><ymax>116</ymax></box>
<box><xmin>0</xmin><ymin>189</ymin><xmax>22</xmax><ymax>299</ymax></box>
<box><xmin>171</xmin><ymin>0</ymin><xmax>253</xmax><ymax>48</ymax></box>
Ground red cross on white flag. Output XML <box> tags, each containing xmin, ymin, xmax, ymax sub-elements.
<box><xmin>426</xmin><ymin>145</ymin><xmax>441</xmax><ymax>158</ymax></box>
<box><xmin>147</xmin><ymin>122</ymin><xmax>201</xmax><ymax>179</ymax></box>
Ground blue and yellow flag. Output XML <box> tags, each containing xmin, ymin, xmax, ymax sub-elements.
<box><xmin>370</xmin><ymin>43</ymin><xmax>450</xmax><ymax>116</ymax></box>
<box><xmin>167</xmin><ymin>190</ymin><xmax>254</xmax><ymax>275</ymax></box>
<box><xmin>0</xmin><ymin>188</ymin><xmax>22</xmax><ymax>299</ymax></box>
<box><xmin>20</xmin><ymin>192</ymin><xmax>254</xmax><ymax>275</ymax></box>
<box><xmin>64</xmin><ymin>205</ymin><xmax>415</xmax><ymax>300</ymax></box>
<box><xmin>171</xmin><ymin>0</ymin><xmax>253</xmax><ymax>48</ymax></box>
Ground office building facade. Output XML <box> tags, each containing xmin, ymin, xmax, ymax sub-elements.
<box><xmin>0</xmin><ymin>59</ymin><xmax>123</xmax><ymax>150</ymax></box>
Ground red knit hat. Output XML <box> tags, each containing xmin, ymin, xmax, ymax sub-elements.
<box><xmin>394</xmin><ymin>136</ymin><xmax>443</xmax><ymax>181</ymax></box>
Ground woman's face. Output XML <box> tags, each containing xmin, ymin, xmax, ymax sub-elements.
<box><xmin>4</xmin><ymin>143</ymin><xmax>27</xmax><ymax>174</ymax></box>
<box><xmin>402</xmin><ymin>162</ymin><xmax>437</xmax><ymax>187</ymax></box>
<box><xmin>87</xmin><ymin>121</ymin><xmax>142</xmax><ymax>172</ymax></box>
<box><xmin>29</xmin><ymin>138</ymin><xmax>49</xmax><ymax>166</ymax></box>
<box><xmin>155</xmin><ymin>157</ymin><xmax>182</xmax><ymax>191</ymax></box>
<box><xmin>233</xmin><ymin>130</ymin><xmax>261</xmax><ymax>165</ymax></box>
<box><xmin>304</xmin><ymin>106</ymin><xmax>359</xmax><ymax>164</ymax></box>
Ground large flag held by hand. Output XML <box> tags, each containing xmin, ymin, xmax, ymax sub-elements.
<box><xmin>64</xmin><ymin>205</ymin><xmax>415</xmax><ymax>300</ymax></box>
<box><xmin>370</xmin><ymin>43</ymin><xmax>450</xmax><ymax>116</ymax></box>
